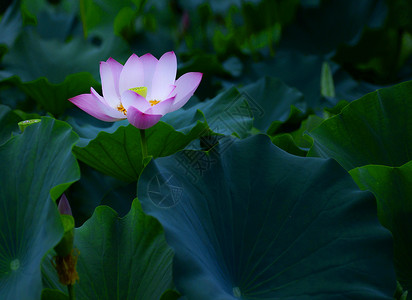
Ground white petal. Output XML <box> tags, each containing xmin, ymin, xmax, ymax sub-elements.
<box><xmin>106</xmin><ymin>57</ymin><xmax>123</xmax><ymax>95</ymax></box>
<box><xmin>119</xmin><ymin>54</ymin><xmax>144</xmax><ymax>94</ymax></box>
<box><xmin>170</xmin><ymin>72</ymin><xmax>203</xmax><ymax>111</ymax></box>
<box><xmin>100</xmin><ymin>61</ymin><xmax>121</xmax><ymax>108</ymax></box>
<box><xmin>150</xmin><ymin>51</ymin><xmax>177</xmax><ymax>100</ymax></box>
<box><xmin>140</xmin><ymin>53</ymin><xmax>158</xmax><ymax>97</ymax></box>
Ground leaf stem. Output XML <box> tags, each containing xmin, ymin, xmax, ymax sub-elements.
<box><xmin>140</xmin><ymin>129</ymin><xmax>148</xmax><ymax>159</ymax></box>
<box><xmin>68</xmin><ymin>284</ymin><xmax>75</xmax><ymax>300</ymax></box>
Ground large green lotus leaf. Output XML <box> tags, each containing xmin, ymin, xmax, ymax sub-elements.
<box><xmin>42</xmin><ymin>199</ymin><xmax>175</xmax><ymax>299</ymax></box>
<box><xmin>0</xmin><ymin>117</ymin><xmax>80</xmax><ymax>300</ymax></box>
<box><xmin>239</xmin><ymin>76</ymin><xmax>304</xmax><ymax>132</ymax></box>
<box><xmin>350</xmin><ymin>162</ymin><xmax>412</xmax><ymax>293</ymax></box>
<box><xmin>309</xmin><ymin>80</ymin><xmax>412</xmax><ymax>170</ymax></box>
<box><xmin>0</xmin><ymin>104</ymin><xmax>21</xmax><ymax>145</ymax></box>
<box><xmin>73</xmin><ymin>121</ymin><xmax>208</xmax><ymax>183</ymax></box>
<box><xmin>4</xmin><ymin>73</ymin><xmax>99</xmax><ymax>116</ymax></box>
<box><xmin>137</xmin><ymin>134</ymin><xmax>396</xmax><ymax>299</ymax></box>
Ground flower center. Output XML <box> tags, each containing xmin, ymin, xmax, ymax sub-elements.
<box><xmin>117</xmin><ymin>103</ymin><xmax>127</xmax><ymax>116</ymax></box>
<box><xmin>149</xmin><ymin>100</ymin><xmax>161</xmax><ymax>106</ymax></box>
<box><xmin>128</xmin><ymin>86</ymin><xmax>161</xmax><ymax>107</ymax></box>
<box><xmin>129</xmin><ymin>86</ymin><xmax>147</xmax><ymax>98</ymax></box>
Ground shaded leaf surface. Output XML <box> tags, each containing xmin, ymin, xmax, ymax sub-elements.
<box><xmin>138</xmin><ymin>134</ymin><xmax>396</xmax><ymax>299</ymax></box>
<box><xmin>0</xmin><ymin>117</ymin><xmax>80</xmax><ymax>300</ymax></box>
<box><xmin>350</xmin><ymin>162</ymin><xmax>412</xmax><ymax>293</ymax></box>
<box><xmin>0</xmin><ymin>104</ymin><xmax>21</xmax><ymax>145</ymax></box>
<box><xmin>73</xmin><ymin>121</ymin><xmax>207</xmax><ymax>182</ymax></box>
<box><xmin>239</xmin><ymin>76</ymin><xmax>303</xmax><ymax>132</ymax></box>
<box><xmin>309</xmin><ymin>80</ymin><xmax>412</xmax><ymax>170</ymax></box>
<box><xmin>42</xmin><ymin>200</ymin><xmax>175</xmax><ymax>300</ymax></box>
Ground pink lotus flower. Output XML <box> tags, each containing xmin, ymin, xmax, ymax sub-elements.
<box><xmin>69</xmin><ymin>52</ymin><xmax>202</xmax><ymax>129</ymax></box>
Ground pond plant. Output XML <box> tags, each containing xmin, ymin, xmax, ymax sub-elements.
<box><xmin>1</xmin><ymin>0</ymin><xmax>412</xmax><ymax>299</ymax></box>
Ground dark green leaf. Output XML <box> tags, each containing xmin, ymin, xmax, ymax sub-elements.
<box><xmin>43</xmin><ymin>199</ymin><xmax>175</xmax><ymax>300</ymax></box>
<box><xmin>73</xmin><ymin>121</ymin><xmax>207</xmax><ymax>182</ymax></box>
<box><xmin>41</xmin><ymin>288</ymin><xmax>68</xmax><ymax>300</ymax></box>
<box><xmin>5</xmin><ymin>73</ymin><xmax>98</xmax><ymax>116</ymax></box>
<box><xmin>159</xmin><ymin>289</ymin><xmax>181</xmax><ymax>300</ymax></box>
<box><xmin>164</xmin><ymin>87</ymin><xmax>253</xmax><ymax>137</ymax></box>
<box><xmin>138</xmin><ymin>134</ymin><xmax>396</xmax><ymax>299</ymax></box>
<box><xmin>309</xmin><ymin>80</ymin><xmax>412</xmax><ymax>170</ymax></box>
<box><xmin>271</xmin><ymin>133</ymin><xmax>307</xmax><ymax>156</ymax></box>
<box><xmin>350</xmin><ymin>162</ymin><xmax>412</xmax><ymax>292</ymax></box>
<box><xmin>0</xmin><ymin>117</ymin><xmax>80</xmax><ymax>299</ymax></box>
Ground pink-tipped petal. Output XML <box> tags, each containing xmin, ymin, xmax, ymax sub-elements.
<box><xmin>147</xmin><ymin>96</ymin><xmax>175</xmax><ymax>115</ymax></box>
<box><xmin>69</xmin><ymin>92</ymin><xmax>124</xmax><ymax>122</ymax></box>
<box><xmin>121</xmin><ymin>90</ymin><xmax>151</xmax><ymax>112</ymax></box>
<box><xmin>106</xmin><ymin>57</ymin><xmax>123</xmax><ymax>94</ymax></box>
<box><xmin>90</xmin><ymin>87</ymin><xmax>109</xmax><ymax>106</ymax></box>
<box><xmin>100</xmin><ymin>61</ymin><xmax>121</xmax><ymax>107</ymax></box>
<box><xmin>170</xmin><ymin>72</ymin><xmax>203</xmax><ymax>111</ymax></box>
<box><xmin>58</xmin><ymin>194</ymin><xmax>72</xmax><ymax>216</ymax></box>
<box><xmin>127</xmin><ymin>106</ymin><xmax>162</xmax><ymax>129</ymax></box>
<box><xmin>119</xmin><ymin>54</ymin><xmax>144</xmax><ymax>94</ymax></box>
<box><xmin>140</xmin><ymin>53</ymin><xmax>158</xmax><ymax>95</ymax></box>
<box><xmin>150</xmin><ymin>51</ymin><xmax>177</xmax><ymax>100</ymax></box>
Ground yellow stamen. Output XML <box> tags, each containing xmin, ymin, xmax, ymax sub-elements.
<box><xmin>129</xmin><ymin>86</ymin><xmax>148</xmax><ymax>98</ymax></box>
<box><xmin>117</xmin><ymin>103</ymin><xmax>127</xmax><ymax>116</ymax></box>
<box><xmin>52</xmin><ymin>248</ymin><xmax>80</xmax><ymax>285</ymax></box>
<box><xmin>149</xmin><ymin>100</ymin><xmax>161</xmax><ymax>106</ymax></box>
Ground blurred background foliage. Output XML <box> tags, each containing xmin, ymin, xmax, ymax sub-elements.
<box><xmin>1</xmin><ymin>0</ymin><xmax>412</xmax><ymax>113</ymax></box>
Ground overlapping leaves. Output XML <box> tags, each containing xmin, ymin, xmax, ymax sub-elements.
<box><xmin>73</xmin><ymin>87</ymin><xmax>253</xmax><ymax>182</ymax></box>
<box><xmin>309</xmin><ymin>80</ymin><xmax>412</xmax><ymax>296</ymax></box>
<box><xmin>42</xmin><ymin>199</ymin><xmax>177</xmax><ymax>299</ymax></box>
<box><xmin>0</xmin><ymin>117</ymin><xmax>80</xmax><ymax>300</ymax></box>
